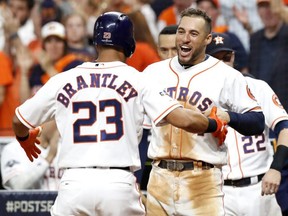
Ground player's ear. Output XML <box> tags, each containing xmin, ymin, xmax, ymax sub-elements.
<box><xmin>205</xmin><ymin>33</ymin><xmax>212</xmax><ymax>46</ymax></box>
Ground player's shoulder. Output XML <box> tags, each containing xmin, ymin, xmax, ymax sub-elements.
<box><xmin>143</xmin><ymin>58</ymin><xmax>171</xmax><ymax>73</ymax></box>
<box><xmin>207</xmin><ymin>56</ymin><xmax>239</xmax><ymax>74</ymax></box>
<box><xmin>245</xmin><ymin>75</ymin><xmax>270</xmax><ymax>89</ymax></box>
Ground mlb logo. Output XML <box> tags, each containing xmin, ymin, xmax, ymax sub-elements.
<box><xmin>103</xmin><ymin>32</ymin><xmax>111</xmax><ymax>39</ymax></box>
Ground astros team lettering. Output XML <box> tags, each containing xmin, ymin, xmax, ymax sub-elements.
<box><xmin>166</xmin><ymin>87</ymin><xmax>212</xmax><ymax>111</ymax></box>
<box><xmin>57</xmin><ymin>73</ymin><xmax>138</xmax><ymax>108</ymax></box>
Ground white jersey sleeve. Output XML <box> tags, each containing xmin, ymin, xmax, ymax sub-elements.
<box><xmin>222</xmin><ymin>77</ymin><xmax>288</xmax><ymax>180</ymax></box>
<box><xmin>140</xmin><ymin>72</ymin><xmax>182</xmax><ymax>126</ymax></box>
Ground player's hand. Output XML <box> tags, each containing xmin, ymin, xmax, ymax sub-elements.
<box><xmin>16</xmin><ymin>127</ymin><xmax>42</xmax><ymax>162</ymax></box>
<box><xmin>261</xmin><ymin>169</ymin><xmax>281</xmax><ymax>196</ymax></box>
<box><xmin>209</xmin><ymin>107</ymin><xmax>228</xmax><ymax>146</ymax></box>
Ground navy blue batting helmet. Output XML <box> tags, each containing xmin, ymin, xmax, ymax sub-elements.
<box><xmin>93</xmin><ymin>11</ymin><xmax>136</xmax><ymax>57</ymax></box>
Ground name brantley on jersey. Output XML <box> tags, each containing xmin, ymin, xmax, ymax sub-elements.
<box><xmin>57</xmin><ymin>73</ymin><xmax>138</xmax><ymax>108</ymax></box>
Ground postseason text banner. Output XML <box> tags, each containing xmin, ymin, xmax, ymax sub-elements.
<box><xmin>0</xmin><ymin>190</ymin><xmax>57</xmax><ymax>215</ymax></box>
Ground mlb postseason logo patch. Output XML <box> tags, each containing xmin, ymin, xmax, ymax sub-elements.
<box><xmin>159</xmin><ymin>89</ymin><xmax>169</xmax><ymax>96</ymax></box>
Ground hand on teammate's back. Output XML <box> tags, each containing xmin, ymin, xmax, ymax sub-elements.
<box><xmin>209</xmin><ymin>107</ymin><xmax>228</xmax><ymax>146</ymax></box>
<box><xmin>16</xmin><ymin>127</ymin><xmax>42</xmax><ymax>162</ymax></box>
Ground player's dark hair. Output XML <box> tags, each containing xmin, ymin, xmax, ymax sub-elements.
<box><xmin>180</xmin><ymin>8</ymin><xmax>212</xmax><ymax>34</ymax></box>
<box><xmin>159</xmin><ymin>25</ymin><xmax>178</xmax><ymax>36</ymax></box>
<box><xmin>27</xmin><ymin>0</ymin><xmax>35</xmax><ymax>10</ymax></box>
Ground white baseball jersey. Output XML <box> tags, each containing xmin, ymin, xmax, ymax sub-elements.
<box><xmin>222</xmin><ymin>77</ymin><xmax>288</xmax><ymax>180</ymax></box>
<box><xmin>143</xmin><ymin>56</ymin><xmax>261</xmax><ymax>165</ymax></box>
<box><xmin>15</xmin><ymin>61</ymin><xmax>181</xmax><ymax>172</ymax></box>
<box><xmin>1</xmin><ymin>140</ymin><xmax>61</xmax><ymax>190</ymax></box>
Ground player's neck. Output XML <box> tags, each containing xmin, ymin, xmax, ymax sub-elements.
<box><xmin>96</xmin><ymin>50</ymin><xmax>126</xmax><ymax>63</ymax></box>
<box><xmin>179</xmin><ymin>54</ymin><xmax>208</xmax><ymax>69</ymax></box>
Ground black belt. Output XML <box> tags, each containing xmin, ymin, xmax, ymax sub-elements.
<box><xmin>224</xmin><ymin>174</ymin><xmax>265</xmax><ymax>187</ymax></box>
<box><xmin>158</xmin><ymin>160</ymin><xmax>214</xmax><ymax>171</ymax></box>
<box><xmin>66</xmin><ymin>166</ymin><xmax>130</xmax><ymax>171</ymax></box>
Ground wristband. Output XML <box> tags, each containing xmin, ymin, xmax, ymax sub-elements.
<box><xmin>270</xmin><ymin>145</ymin><xmax>288</xmax><ymax>171</ymax></box>
<box><xmin>16</xmin><ymin>134</ymin><xmax>29</xmax><ymax>141</ymax></box>
<box><xmin>205</xmin><ymin>118</ymin><xmax>217</xmax><ymax>133</ymax></box>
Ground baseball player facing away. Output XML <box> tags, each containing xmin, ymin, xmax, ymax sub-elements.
<box><xmin>206</xmin><ymin>32</ymin><xmax>288</xmax><ymax>216</ymax></box>
<box><xmin>142</xmin><ymin>8</ymin><xmax>265</xmax><ymax>216</ymax></box>
<box><xmin>11</xmin><ymin>12</ymin><xmax>227</xmax><ymax>216</ymax></box>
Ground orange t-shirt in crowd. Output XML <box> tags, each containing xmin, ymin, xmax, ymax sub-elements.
<box><xmin>40</xmin><ymin>53</ymin><xmax>81</xmax><ymax>84</ymax></box>
<box><xmin>158</xmin><ymin>6</ymin><xmax>177</xmax><ymax>26</ymax></box>
<box><xmin>126</xmin><ymin>42</ymin><xmax>161</xmax><ymax>72</ymax></box>
<box><xmin>0</xmin><ymin>52</ymin><xmax>19</xmax><ymax>136</ymax></box>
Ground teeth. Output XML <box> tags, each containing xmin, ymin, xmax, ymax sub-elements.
<box><xmin>181</xmin><ymin>45</ymin><xmax>189</xmax><ymax>49</ymax></box>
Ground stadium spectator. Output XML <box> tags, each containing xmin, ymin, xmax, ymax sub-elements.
<box><xmin>157</xmin><ymin>0</ymin><xmax>195</xmax><ymax>33</ymax></box>
<box><xmin>249</xmin><ymin>0</ymin><xmax>288</xmax><ymax>111</ymax></box>
<box><xmin>219</xmin><ymin>0</ymin><xmax>263</xmax><ymax>51</ymax></box>
<box><xmin>0</xmin><ymin>0</ymin><xmax>6</xmax><ymax>51</ymax></box>
<box><xmin>6</xmin><ymin>0</ymin><xmax>37</xmax><ymax>47</ymax></box>
<box><xmin>29</xmin><ymin>21</ymin><xmax>83</xmax><ymax>96</ymax></box>
<box><xmin>270</xmin><ymin>0</ymin><xmax>288</xmax><ymax>22</ymax></box>
<box><xmin>0</xmin><ymin>50</ymin><xmax>21</xmax><ymax>188</ymax></box>
<box><xmin>126</xmin><ymin>10</ymin><xmax>160</xmax><ymax>71</ymax></box>
<box><xmin>0</xmin><ymin>51</ymin><xmax>15</xmax><ymax>137</ymax></box>
<box><xmin>40</xmin><ymin>0</ymin><xmax>63</xmax><ymax>26</ymax></box>
<box><xmin>63</xmin><ymin>13</ymin><xmax>96</xmax><ymax>62</ymax></box>
<box><xmin>134</xmin><ymin>0</ymin><xmax>159</xmax><ymax>43</ymax></box>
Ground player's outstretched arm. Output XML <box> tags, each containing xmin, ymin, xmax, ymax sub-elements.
<box><xmin>165</xmin><ymin>106</ymin><xmax>227</xmax><ymax>144</ymax></box>
<box><xmin>205</xmin><ymin>108</ymin><xmax>265</xmax><ymax>136</ymax></box>
<box><xmin>12</xmin><ymin>115</ymin><xmax>42</xmax><ymax>162</ymax></box>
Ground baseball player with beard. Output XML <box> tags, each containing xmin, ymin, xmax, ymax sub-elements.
<box><xmin>142</xmin><ymin>8</ymin><xmax>265</xmax><ymax>216</ymax></box>
<box><xmin>11</xmin><ymin>11</ymin><xmax>227</xmax><ymax>216</ymax></box>
<box><xmin>206</xmin><ymin>32</ymin><xmax>288</xmax><ymax>216</ymax></box>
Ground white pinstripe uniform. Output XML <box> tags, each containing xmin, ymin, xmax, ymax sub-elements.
<box><xmin>222</xmin><ymin>76</ymin><xmax>287</xmax><ymax>216</ymax></box>
<box><xmin>143</xmin><ymin>55</ymin><xmax>261</xmax><ymax>216</ymax></box>
<box><xmin>14</xmin><ymin>61</ymin><xmax>183</xmax><ymax>216</ymax></box>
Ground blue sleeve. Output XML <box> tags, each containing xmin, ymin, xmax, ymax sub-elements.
<box><xmin>274</xmin><ymin>120</ymin><xmax>288</xmax><ymax>139</ymax></box>
<box><xmin>227</xmin><ymin>111</ymin><xmax>264</xmax><ymax>135</ymax></box>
